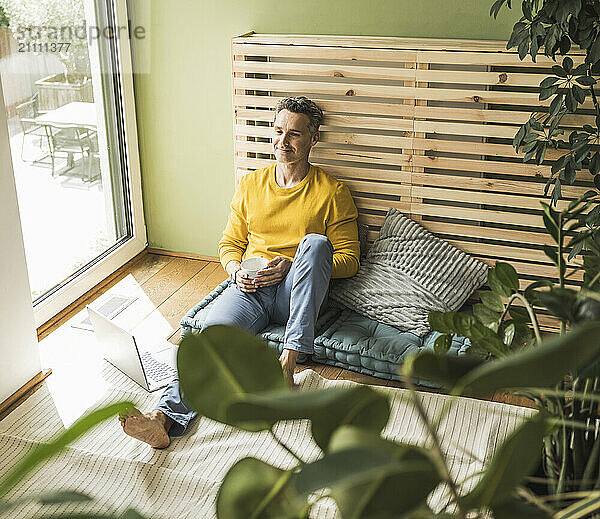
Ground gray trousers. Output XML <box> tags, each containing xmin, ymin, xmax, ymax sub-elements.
<box><xmin>155</xmin><ymin>233</ymin><xmax>334</xmax><ymax>435</ymax></box>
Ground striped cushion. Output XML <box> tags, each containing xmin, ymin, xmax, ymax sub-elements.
<box><xmin>330</xmin><ymin>209</ymin><xmax>488</xmax><ymax>337</ymax></box>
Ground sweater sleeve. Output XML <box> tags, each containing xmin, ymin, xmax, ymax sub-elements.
<box><xmin>218</xmin><ymin>177</ymin><xmax>249</xmax><ymax>270</ymax></box>
<box><xmin>326</xmin><ymin>182</ymin><xmax>360</xmax><ymax>278</ymax></box>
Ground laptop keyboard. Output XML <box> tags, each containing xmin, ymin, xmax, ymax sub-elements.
<box><xmin>140</xmin><ymin>351</ymin><xmax>177</xmax><ymax>382</ymax></box>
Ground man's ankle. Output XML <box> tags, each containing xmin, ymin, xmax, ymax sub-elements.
<box><xmin>152</xmin><ymin>410</ymin><xmax>173</xmax><ymax>432</ymax></box>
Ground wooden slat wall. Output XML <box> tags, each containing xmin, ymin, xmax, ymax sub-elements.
<box><xmin>231</xmin><ymin>34</ymin><xmax>593</xmax><ymax>292</ymax></box>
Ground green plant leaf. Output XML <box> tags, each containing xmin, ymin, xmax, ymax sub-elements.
<box><xmin>576</xmin><ymin>75</ymin><xmax>596</xmax><ymax>86</ymax></box>
<box><xmin>508</xmin><ymin>305</ymin><xmax>531</xmax><ymax>324</ymax></box>
<box><xmin>566</xmin><ymin>88</ymin><xmax>577</xmax><ymax>112</ymax></box>
<box><xmin>429</xmin><ymin>310</ymin><xmax>508</xmax><ymax>358</ymax></box>
<box><xmin>480</xmin><ymin>291</ymin><xmax>504</xmax><ymax>313</ymax></box>
<box><xmin>552</xmin><ymin>64</ymin><xmax>567</xmax><ymax>77</ymax></box>
<box><xmin>543</xmin><ymin>244</ymin><xmax>560</xmax><ymax>266</ymax></box>
<box><xmin>590</xmin><ymin>152</ymin><xmax>600</xmax><ymax>176</ymax></box>
<box><xmin>488</xmin><ymin>263</ymin><xmax>519</xmax><ymax>297</ymax></box>
<box><xmin>37</xmin><ymin>491</ymin><xmax>92</xmax><ymax>505</ymax></box>
<box><xmin>225</xmin><ymin>385</ymin><xmax>390</xmax><ymax>449</ymax></box>
<box><xmin>550</xmin><ymin>93</ymin><xmax>564</xmax><ymax>116</ymax></box>
<box><xmin>490</xmin><ymin>0</ymin><xmax>509</xmax><ymax>19</ymax></box>
<box><xmin>542</xmin><ymin>206</ymin><xmax>560</xmax><ymax>242</ymax></box>
<box><xmin>563</xmin><ymin>56</ymin><xmax>574</xmax><ymax>74</ymax></box>
<box><xmin>511</xmin><ymin>321</ymin><xmax>533</xmax><ymax>348</ymax></box>
<box><xmin>21</xmin><ymin>512</ymin><xmax>147</xmax><ymax>519</ymax></box>
<box><xmin>539</xmin><ymin>85</ymin><xmax>558</xmax><ymax>101</ymax></box>
<box><xmin>292</xmin><ymin>447</ymin><xmax>410</xmax><ymax>495</ymax></box>
<box><xmin>428</xmin><ymin>311</ymin><xmax>475</xmax><ymax>336</ymax></box>
<box><xmin>502</xmin><ymin>322</ymin><xmax>515</xmax><ymax>346</ymax></box>
<box><xmin>538</xmin><ymin>287</ymin><xmax>578</xmax><ymax>322</ymax></box>
<box><xmin>556</xmin><ymin>493</ymin><xmax>600</xmax><ymax>518</ymax></box>
<box><xmin>540</xmin><ymin>76</ymin><xmax>559</xmax><ymax>89</ymax></box>
<box><xmin>489</xmin><ymin>496</ymin><xmax>551</xmax><ymax>518</ymax></box>
<box><xmin>405</xmin><ymin>352</ymin><xmax>486</xmax><ymax>390</ymax></box>
<box><xmin>216</xmin><ymin>458</ymin><xmax>306</xmax><ymax>519</ymax></box>
<box><xmin>178</xmin><ymin>325</ymin><xmax>287</xmax><ymax>425</ymax></box>
<box><xmin>434</xmin><ymin>334</ymin><xmax>452</xmax><ymax>354</ymax></box>
<box><xmin>0</xmin><ymin>401</ymin><xmax>134</xmax><ymax>500</ymax></box>
<box><xmin>572</xmin><ymin>84</ymin><xmax>586</xmax><ymax>103</ymax></box>
<box><xmin>462</xmin><ymin>412</ymin><xmax>547</xmax><ymax>510</ymax></box>
<box><xmin>412</xmin><ymin>322</ymin><xmax>600</xmax><ymax>394</ymax></box>
<box><xmin>313</xmin><ymin>427</ymin><xmax>441</xmax><ymax>519</ymax></box>
<box><xmin>468</xmin><ymin>321</ymin><xmax>509</xmax><ymax>357</ymax></box>
<box><xmin>0</xmin><ymin>491</ymin><xmax>93</xmax><ymax>516</ymax></box>
<box><xmin>473</xmin><ymin>303</ymin><xmax>501</xmax><ymax>329</ymax></box>
<box><xmin>459</xmin><ymin>321</ymin><xmax>600</xmax><ymax>394</ymax></box>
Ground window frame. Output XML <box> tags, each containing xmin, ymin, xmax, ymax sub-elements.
<box><xmin>0</xmin><ymin>0</ymin><xmax>147</xmax><ymax>328</ymax></box>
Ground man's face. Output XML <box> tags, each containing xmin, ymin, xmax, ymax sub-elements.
<box><xmin>273</xmin><ymin>109</ymin><xmax>319</xmax><ymax>166</ymax></box>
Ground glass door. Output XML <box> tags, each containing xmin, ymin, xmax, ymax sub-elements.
<box><xmin>0</xmin><ymin>0</ymin><xmax>146</xmax><ymax>326</ymax></box>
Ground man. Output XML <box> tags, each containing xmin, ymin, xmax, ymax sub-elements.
<box><xmin>120</xmin><ymin>96</ymin><xmax>360</xmax><ymax>448</ymax></box>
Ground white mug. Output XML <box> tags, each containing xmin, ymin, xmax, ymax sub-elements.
<box><xmin>240</xmin><ymin>257</ymin><xmax>268</xmax><ymax>279</ymax></box>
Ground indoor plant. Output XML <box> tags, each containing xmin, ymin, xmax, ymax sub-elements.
<box><xmin>490</xmin><ymin>0</ymin><xmax>600</xmax><ymax>203</ymax></box>
<box><xmin>165</xmin><ymin>321</ymin><xmax>600</xmax><ymax>518</ymax></box>
<box><xmin>426</xmin><ymin>190</ymin><xmax>600</xmax><ymax>503</ymax></box>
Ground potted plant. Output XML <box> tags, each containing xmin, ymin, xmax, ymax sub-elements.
<box><xmin>424</xmin><ymin>190</ymin><xmax>600</xmax><ymax>506</ymax></box>
<box><xmin>0</xmin><ymin>0</ymin><xmax>93</xmax><ymax>111</ymax></box>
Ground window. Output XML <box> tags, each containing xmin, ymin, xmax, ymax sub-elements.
<box><xmin>0</xmin><ymin>0</ymin><xmax>146</xmax><ymax>326</ymax></box>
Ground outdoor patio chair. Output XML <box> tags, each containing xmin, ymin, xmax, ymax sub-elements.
<box><xmin>47</xmin><ymin>124</ymin><xmax>96</xmax><ymax>180</ymax></box>
<box><xmin>84</xmin><ymin>131</ymin><xmax>101</xmax><ymax>182</ymax></box>
<box><xmin>15</xmin><ymin>92</ymin><xmax>48</xmax><ymax>162</ymax></box>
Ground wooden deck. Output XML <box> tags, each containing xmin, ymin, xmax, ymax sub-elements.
<box><xmin>38</xmin><ymin>251</ymin><xmax>534</xmax><ymax>409</ymax></box>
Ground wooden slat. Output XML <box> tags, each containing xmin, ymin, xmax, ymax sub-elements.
<box><xmin>234</xmin><ymin>140</ymin><xmax>410</xmax><ymax>167</ymax></box>
<box><xmin>410</xmin><ymin>172</ymin><xmax>590</xmax><ymax>199</ymax></box>
<box><xmin>411</xmin><ymin>185</ymin><xmax>573</xmax><ymax>211</ymax></box>
<box><xmin>446</xmin><ymin>239</ymin><xmax>552</xmax><ymax>264</ymax></box>
<box><xmin>235</xmin><ymin>108</ymin><xmax>414</xmax><ymax>132</ymax></box>
<box><xmin>417</xmin><ymin>49</ymin><xmax>585</xmax><ymax>66</ymax></box>
<box><xmin>410</xmin><ymin>203</ymin><xmax>545</xmax><ymax>228</ymax></box>
<box><xmin>234</xmin><ymin>35</ymin><xmax>517</xmax><ymax>51</ymax></box>
<box><xmin>233</xmin><ymin>42</ymin><xmax>419</xmax><ymax>62</ymax></box>
<box><xmin>233</xmin><ymin>77</ymin><xmax>554</xmax><ymax>106</ymax></box>
<box><xmin>235</xmin><ymin>124</ymin><xmax>411</xmax><ymax>149</ymax></box>
<box><xmin>414</xmin><ymin>105</ymin><xmax>592</xmax><ymax>126</ymax></box>
<box><xmin>421</xmin><ymin>221</ymin><xmax>555</xmax><ymax>247</ymax></box>
<box><xmin>412</xmin><ymin>138</ymin><xmax>594</xmax><ymax>173</ymax></box>
<box><xmin>234</xmin><ymin>94</ymin><xmax>415</xmax><ymax>118</ymax></box>
<box><xmin>234</xmin><ymin>94</ymin><xmax>592</xmax><ymax>127</ymax></box>
<box><xmin>233</xmin><ymin>60</ymin><xmax>550</xmax><ymax>88</ymax></box>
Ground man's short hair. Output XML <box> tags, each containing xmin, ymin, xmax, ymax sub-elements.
<box><xmin>274</xmin><ymin>96</ymin><xmax>324</xmax><ymax>134</ymax></box>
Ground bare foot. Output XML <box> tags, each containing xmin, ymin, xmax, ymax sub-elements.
<box><xmin>279</xmin><ymin>349</ymin><xmax>299</xmax><ymax>389</ymax></box>
<box><xmin>120</xmin><ymin>408</ymin><xmax>173</xmax><ymax>448</ymax></box>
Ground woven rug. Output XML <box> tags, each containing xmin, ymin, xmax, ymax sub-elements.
<box><xmin>0</xmin><ymin>367</ymin><xmax>534</xmax><ymax>518</ymax></box>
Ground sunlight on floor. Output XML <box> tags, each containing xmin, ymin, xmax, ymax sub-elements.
<box><xmin>38</xmin><ymin>273</ymin><xmax>176</xmax><ymax>428</ymax></box>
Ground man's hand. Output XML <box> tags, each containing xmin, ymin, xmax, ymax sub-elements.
<box><xmin>226</xmin><ymin>259</ymin><xmax>257</xmax><ymax>293</ymax></box>
<box><xmin>235</xmin><ymin>270</ymin><xmax>258</xmax><ymax>293</ymax></box>
<box><xmin>254</xmin><ymin>256</ymin><xmax>292</xmax><ymax>287</ymax></box>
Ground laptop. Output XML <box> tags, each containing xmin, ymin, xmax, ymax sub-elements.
<box><xmin>87</xmin><ymin>306</ymin><xmax>178</xmax><ymax>392</ymax></box>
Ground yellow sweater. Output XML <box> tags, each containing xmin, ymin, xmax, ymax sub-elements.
<box><xmin>219</xmin><ymin>164</ymin><xmax>360</xmax><ymax>279</ymax></box>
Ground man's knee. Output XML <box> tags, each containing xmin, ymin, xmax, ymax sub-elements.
<box><xmin>298</xmin><ymin>233</ymin><xmax>333</xmax><ymax>258</ymax></box>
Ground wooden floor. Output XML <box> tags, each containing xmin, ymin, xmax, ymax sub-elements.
<box><xmin>40</xmin><ymin>251</ymin><xmax>534</xmax><ymax>408</ymax></box>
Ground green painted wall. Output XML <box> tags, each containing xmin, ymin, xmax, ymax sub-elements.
<box><xmin>129</xmin><ymin>0</ymin><xmax>519</xmax><ymax>257</ymax></box>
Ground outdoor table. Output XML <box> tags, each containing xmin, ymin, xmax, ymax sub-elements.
<box><xmin>34</xmin><ymin>102</ymin><xmax>98</xmax><ymax>180</ymax></box>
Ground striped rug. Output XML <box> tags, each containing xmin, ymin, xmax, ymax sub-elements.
<box><xmin>0</xmin><ymin>367</ymin><xmax>534</xmax><ymax>518</ymax></box>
